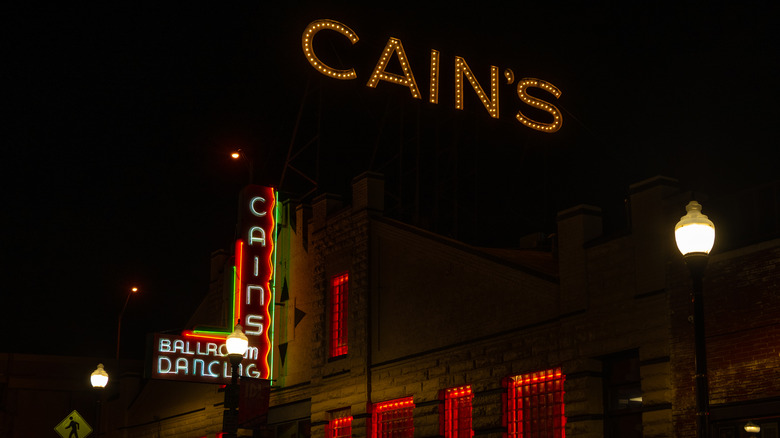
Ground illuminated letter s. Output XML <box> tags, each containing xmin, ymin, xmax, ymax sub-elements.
<box><xmin>515</xmin><ymin>78</ymin><xmax>563</xmax><ymax>133</ymax></box>
<box><xmin>246</xmin><ymin>314</ymin><xmax>264</xmax><ymax>336</ymax></box>
<box><xmin>302</xmin><ymin>19</ymin><xmax>359</xmax><ymax>80</ymax></box>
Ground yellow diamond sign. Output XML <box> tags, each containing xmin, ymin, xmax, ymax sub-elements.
<box><xmin>54</xmin><ymin>410</ymin><xmax>92</xmax><ymax>438</ymax></box>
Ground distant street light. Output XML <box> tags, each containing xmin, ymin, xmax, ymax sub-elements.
<box><xmin>223</xmin><ymin>323</ymin><xmax>249</xmax><ymax>438</ymax></box>
<box><xmin>230</xmin><ymin>149</ymin><xmax>254</xmax><ymax>184</ymax></box>
<box><xmin>675</xmin><ymin>200</ymin><xmax>715</xmax><ymax>438</ymax></box>
<box><xmin>116</xmin><ymin>287</ymin><xmax>139</xmax><ymax>360</ymax></box>
<box><xmin>744</xmin><ymin>421</ymin><xmax>761</xmax><ymax>435</ymax></box>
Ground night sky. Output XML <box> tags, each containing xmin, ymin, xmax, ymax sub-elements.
<box><xmin>3</xmin><ymin>3</ymin><xmax>777</xmax><ymax>359</ymax></box>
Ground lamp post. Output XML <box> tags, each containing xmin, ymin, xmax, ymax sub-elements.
<box><xmin>90</xmin><ymin>364</ymin><xmax>109</xmax><ymax>437</ymax></box>
<box><xmin>116</xmin><ymin>286</ymin><xmax>139</xmax><ymax>360</ymax></box>
<box><xmin>223</xmin><ymin>323</ymin><xmax>249</xmax><ymax>438</ymax></box>
<box><xmin>674</xmin><ymin>200</ymin><xmax>715</xmax><ymax>438</ymax></box>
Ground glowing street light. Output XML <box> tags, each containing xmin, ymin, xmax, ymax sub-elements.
<box><xmin>675</xmin><ymin>201</ymin><xmax>715</xmax><ymax>256</ymax></box>
<box><xmin>90</xmin><ymin>363</ymin><xmax>109</xmax><ymax>388</ymax></box>
<box><xmin>230</xmin><ymin>149</ymin><xmax>254</xmax><ymax>184</ymax></box>
<box><xmin>222</xmin><ymin>323</ymin><xmax>249</xmax><ymax>438</ymax></box>
<box><xmin>675</xmin><ymin>200</ymin><xmax>715</xmax><ymax>438</ymax></box>
<box><xmin>226</xmin><ymin>324</ymin><xmax>249</xmax><ymax>357</ymax></box>
<box><xmin>744</xmin><ymin>421</ymin><xmax>761</xmax><ymax>435</ymax></box>
<box><xmin>90</xmin><ymin>363</ymin><xmax>109</xmax><ymax>437</ymax></box>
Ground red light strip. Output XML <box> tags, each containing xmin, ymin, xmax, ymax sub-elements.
<box><xmin>234</xmin><ymin>239</ymin><xmax>245</xmax><ymax>322</ymax></box>
<box><xmin>180</xmin><ymin>331</ymin><xmax>227</xmax><ymax>341</ymax></box>
<box><xmin>375</xmin><ymin>397</ymin><xmax>414</xmax><ymax>412</ymax></box>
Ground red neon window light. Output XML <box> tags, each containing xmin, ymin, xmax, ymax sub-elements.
<box><xmin>326</xmin><ymin>411</ymin><xmax>353</xmax><ymax>438</ymax></box>
<box><xmin>441</xmin><ymin>386</ymin><xmax>474</xmax><ymax>438</ymax></box>
<box><xmin>330</xmin><ymin>273</ymin><xmax>348</xmax><ymax>357</ymax></box>
<box><xmin>504</xmin><ymin>368</ymin><xmax>566</xmax><ymax>438</ymax></box>
<box><xmin>370</xmin><ymin>397</ymin><xmax>415</xmax><ymax>438</ymax></box>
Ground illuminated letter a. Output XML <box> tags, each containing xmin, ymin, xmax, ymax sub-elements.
<box><xmin>366</xmin><ymin>38</ymin><xmax>421</xmax><ymax>99</ymax></box>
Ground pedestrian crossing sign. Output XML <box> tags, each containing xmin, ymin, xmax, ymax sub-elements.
<box><xmin>54</xmin><ymin>410</ymin><xmax>93</xmax><ymax>438</ymax></box>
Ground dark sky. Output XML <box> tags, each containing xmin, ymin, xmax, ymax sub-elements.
<box><xmin>3</xmin><ymin>2</ymin><xmax>777</xmax><ymax>359</ymax></box>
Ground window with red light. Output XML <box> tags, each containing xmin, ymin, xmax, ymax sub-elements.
<box><xmin>441</xmin><ymin>386</ymin><xmax>474</xmax><ymax>438</ymax></box>
<box><xmin>369</xmin><ymin>397</ymin><xmax>415</xmax><ymax>438</ymax></box>
<box><xmin>330</xmin><ymin>273</ymin><xmax>348</xmax><ymax>357</ymax></box>
<box><xmin>504</xmin><ymin>367</ymin><xmax>566</xmax><ymax>438</ymax></box>
<box><xmin>326</xmin><ymin>408</ymin><xmax>353</xmax><ymax>438</ymax></box>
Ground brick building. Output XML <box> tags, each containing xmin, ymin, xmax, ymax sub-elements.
<box><xmin>95</xmin><ymin>174</ymin><xmax>778</xmax><ymax>437</ymax></box>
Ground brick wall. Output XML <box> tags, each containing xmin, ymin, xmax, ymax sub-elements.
<box><xmin>297</xmin><ymin>175</ymin><xmax>682</xmax><ymax>438</ymax></box>
<box><xmin>669</xmin><ymin>239</ymin><xmax>780</xmax><ymax>437</ymax></box>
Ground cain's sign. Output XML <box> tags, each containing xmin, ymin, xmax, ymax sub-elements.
<box><xmin>149</xmin><ymin>185</ymin><xmax>276</xmax><ymax>383</ymax></box>
<box><xmin>303</xmin><ymin>18</ymin><xmax>563</xmax><ymax>133</ymax></box>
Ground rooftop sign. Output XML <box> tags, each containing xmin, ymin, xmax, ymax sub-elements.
<box><xmin>302</xmin><ymin>19</ymin><xmax>563</xmax><ymax>133</ymax></box>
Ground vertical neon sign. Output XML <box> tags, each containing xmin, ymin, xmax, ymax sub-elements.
<box><xmin>164</xmin><ymin>185</ymin><xmax>275</xmax><ymax>382</ymax></box>
<box><xmin>236</xmin><ymin>185</ymin><xmax>275</xmax><ymax>379</ymax></box>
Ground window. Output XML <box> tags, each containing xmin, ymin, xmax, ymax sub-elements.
<box><xmin>274</xmin><ymin>419</ymin><xmax>311</xmax><ymax>438</ymax></box>
<box><xmin>504</xmin><ymin>367</ymin><xmax>566</xmax><ymax>438</ymax></box>
<box><xmin>441</xmin><ymin>386</ymin><xmax>474</xmax><ymax>438</ymax></box>
<box><xmin>326</xmin><ymin>408</ymin><xmax>353</xmax><ymax>438</ymax></box>
<box><xmin>602</xmin><ymin>351</ymin><xmax>642</xmax><ymax>438</ymax></box>
<box><xmin>330</xmin><ymin>273</ymin><xmax>348</xmax><ymax>357</ymax></box>
<box><xmin>369</xmin><ymin>397</ymin><xmax>415</xmax><ymax>438</ymax></box>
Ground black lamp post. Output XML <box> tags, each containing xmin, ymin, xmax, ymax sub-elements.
<box><xmin>90</xmin><ymin>363</ymin><xmax>109</xmax><ymax>437</ymax></box>
<box><xmin>674</xmin><ymin>200</ymin><xmax>715</xmax><ymax>438</ymax></box>
<box><xmin>223</xmin><ymin>323</ymin><xmax>249</xmax><ymax>438</ymax></box>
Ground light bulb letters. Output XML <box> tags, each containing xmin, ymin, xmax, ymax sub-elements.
<box><xmin>302</xmin><ymin>18</ymin><xmax>563</xmax><ymax>133</ymax></box>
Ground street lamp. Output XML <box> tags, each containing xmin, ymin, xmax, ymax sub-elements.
<box><xmin>745</xmin><ymin>421</ymin><xmax>761</xmax><ymax>434</ymax></box>
<box><xmin>91</xmin><ymin>364</ymin><xmax>109</xmax><ymax>437</ymax></box>
<box><xmin>223</xmin><ymin>323</ymin><xmax>249</xmax><ymax>438</ymax></box>
<box><xmin>116</xmin><ymin>286</ymin><xmax>139</xmax><ymax>360</ymax></box>
<box><xmin>744</xmin><ymin>421</ymin><xmax>761</xmax><ymax>435</ymax></box>
<box><xmin>90</xmin><ymin>363</ymin><xmax>109</xmax><ymax>388</ymax></box>
<box><xmin>675</xmin><ymin>200</ymin><xmax>715</xmax><ymax>438</ymax></box>
<box><xmin>231</xmin><ymin>148</ymin><xmax>254</xmax><ymax>184</ymax></box>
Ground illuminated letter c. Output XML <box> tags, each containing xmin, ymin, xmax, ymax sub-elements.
<box><xmin>302</xmin><ymin>19</ymin><xmax>359</xmax><ymax>80</ymax></box>
<box><xmin>249</xmin><ymin>196</ymin><xmax>267</xmax><ymax>217</ymax></box>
